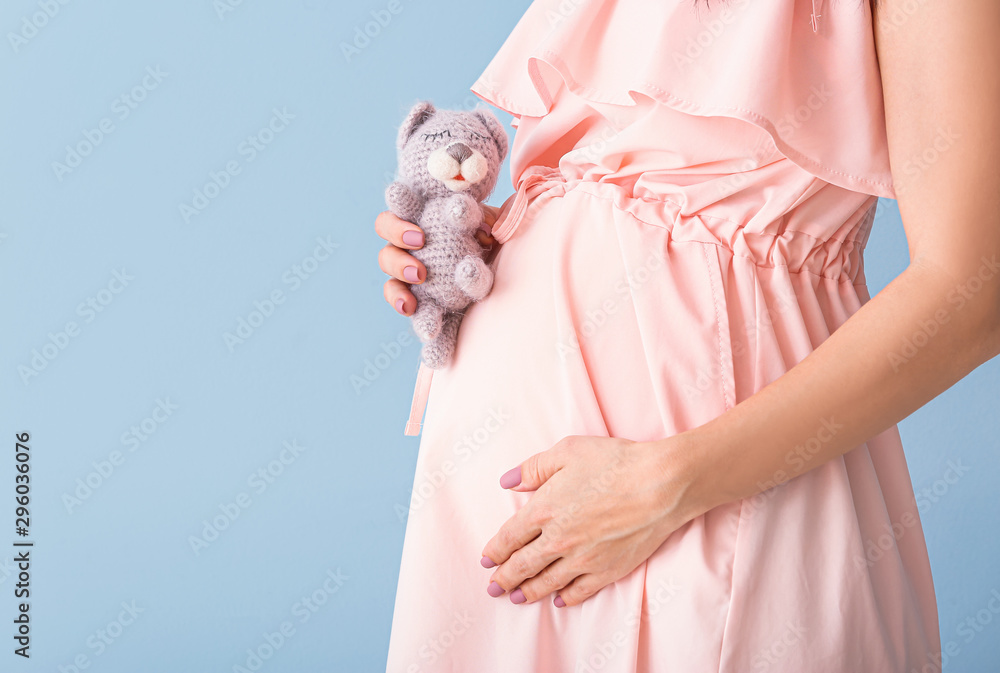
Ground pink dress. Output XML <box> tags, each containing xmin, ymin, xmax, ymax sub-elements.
<box><xmin>387</xmin><ymin>0</ymin><xmax>941</xmax><ymax>671</ymax></box>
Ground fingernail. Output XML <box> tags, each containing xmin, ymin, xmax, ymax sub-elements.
<box><xmin>487</xmin><ymin>581</ymin><xmax>505</xmax><ymax>597</ymax></box>
<box><xmin>480</xmin><ymin>555</ymin><xmax>495</xmax><ymax>568</ymax></box>
<box><xmin>499</xmin><ymin>466</ymin><xmax>521</xmax><ymax>489</ymax></box>
<box><xmin>403</xmin><ymin>266</ymin><xmax>420</xmax><ymax>283</ymax></box>
<box><xmin>510</xmin><ymin>588</ymin><xmax>526</xmax><ymax>604</ymax></box>
<box><xmin>395</xmin><ymin>298</ymin><xmax>406</xmax><ymax>315</ymax></box>
<box><xmin>554</xmin><ymin>595</ymin><xmax>565</xmax><ymax>608</ymax></box>
<box><xmin>402</xmin><ymin>230</ymin><xmax>424</xmax><ymax>247</ymax></box>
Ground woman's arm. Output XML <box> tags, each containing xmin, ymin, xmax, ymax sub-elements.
<box><xmin>676</xmin><ymin>0</ymin><xmax>1000</xmax><ymax>514</ymax></box>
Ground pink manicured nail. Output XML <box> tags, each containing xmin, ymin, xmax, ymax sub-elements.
<box><xmin>487</xmin><ymin>581</ymin><xmax>504</xmax><ymax>597</ymax></box>
<box><xmin>402</xmin><ymin>230</ymin><xmax>424</xmax><ymax>247</ymax></box>
<box><xmin>481</xmin><ymin>555</ymin><xmax>496</xmax><ymax>568</ymax></box>
<box><xmin>403</xmin><ymin>266</ymin><xmax>420</xmax><ymax>283</ymax></box>
<box><xmin>395</xmin><ymin>298</ymin><xmax>406</xmax><ymax>315</ymax></box>
<box><xmin>499</xmin><ymin>466</ymin><xmax>521</xmax><ymax>489</ymax></box>
<box><xmin>510</xmin><ymin>588</ymin><xmax>526</xmax><ymax>604</ymax></box>
<box><xmin>554</xmin><ymin>595</ymin><xmax>565</xmax><ymax>608</ymax></box>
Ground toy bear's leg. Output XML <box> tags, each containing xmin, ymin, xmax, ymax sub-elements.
<box><xmin>455</xmin><ymin>256</ymin><xmax>494</xmax><ymax>302</ymax></box>
<box><xmin>421</xmin><ymin>312</ymin><xmax>462</xmax><ymax>369</ymax></box>
<box><xmin>411</xmin><ymin>299</ymin><xmax>445</xmax><ymax>342</ymax></box>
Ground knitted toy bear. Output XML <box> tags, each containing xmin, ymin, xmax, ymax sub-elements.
<box><xmin>385</xmin><ymin>100</ymin><xmax>509</xmax><ymax>369</ymax></box>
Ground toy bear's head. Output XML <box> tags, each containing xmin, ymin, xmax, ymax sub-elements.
<box><xmin>394</xmin><ymin>100</ymin><xmax>508</xmax><ymax>203</ymax></box>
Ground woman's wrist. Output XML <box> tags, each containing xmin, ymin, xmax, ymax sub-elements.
<box><xmin>642</xmin><ymin>430</ymin><xmax>726</xmax><ymax>527</ymax></box>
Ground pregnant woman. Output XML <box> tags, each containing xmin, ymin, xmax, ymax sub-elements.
<box><xmin>376</xmin><ymin>0</ymin><xmax>999</xmax><ymax>670</ymax></box>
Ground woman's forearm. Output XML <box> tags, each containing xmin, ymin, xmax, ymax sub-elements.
<box><xmin>665</xmin><ymin>256</ymin><xmax>1000</xmax><ymax>516</ymax></box>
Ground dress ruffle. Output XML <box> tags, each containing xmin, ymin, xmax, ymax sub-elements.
<box><xmin>470</xmin><ymin>0</ymin><xmax>895</xmax><ymax>200</ymax></box>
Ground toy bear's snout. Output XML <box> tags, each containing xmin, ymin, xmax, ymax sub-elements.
<box><xmin>426</xmin><ymin>141</ymin><xmax>489</xmax><ymax>193</ymax></box>
<box><xmin>447</xmin><ymin>143</ymin><xmax>473</xmax><ymax>163</ymax></box>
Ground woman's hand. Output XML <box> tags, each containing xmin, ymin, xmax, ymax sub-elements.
<box><xmin>376</xmin><ymin>199</ymin><xmax>508</xmax><ymax>317</ymax></box>
<box><xmin>479</xmin><ymin>434</ymin><xmax>709</xmax><ymax>608</ymax></box>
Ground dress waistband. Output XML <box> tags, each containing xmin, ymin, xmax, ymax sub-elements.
<box><xmin>487</xmin><ymin>163</ymin><xmax>873</xmax><ymax>286</ymax></box>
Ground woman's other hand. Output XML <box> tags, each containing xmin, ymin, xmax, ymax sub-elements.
<box><xmin>479</xmin><ymin>433</ymin><xmax>710</xmax><ymax>608</ymax></box>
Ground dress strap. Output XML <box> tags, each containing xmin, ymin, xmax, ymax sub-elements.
<box><xmin>810</xmin><ymin>0</ymin><xmax>823</xmax><ymax>33</ymax></box>
<box><xmin>403</xmin><ymin>361</ymin><xmax>435</xmax><ymax>436</ymax></box>
<box><xmin>402</xmin><ymin>164</ymin><xmax>567</xmax><ymax>437</ymax></box>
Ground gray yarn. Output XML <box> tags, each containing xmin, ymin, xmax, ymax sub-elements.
<box><xmin>385</xmin><ymin>100</ymin><xmax>509</xmax><ymax>369</ymax></box>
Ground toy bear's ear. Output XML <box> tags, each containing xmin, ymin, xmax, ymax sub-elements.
<box><xmin>474</xmin><ymin>108</ymin><xmax>509</xmax><ymax>161</ymax></box>
<box><xmin>397</xmin><ymin>100</ymin><xmax>436</xmax><ymax>151</ymax></box>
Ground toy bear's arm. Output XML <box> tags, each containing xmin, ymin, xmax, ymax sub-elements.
<box><xmin>385</xmin><ymin>181</ymin><xmax>425</xmax><ymax>224</ymax></box>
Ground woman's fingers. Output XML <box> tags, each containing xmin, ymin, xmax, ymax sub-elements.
<box><xmin>482</xmin><ymin>203</ymin><xmax>502</xmax><ymax>231</ymax></box>
<box><xmin>374</xmin><ymin>210</ymin><xmax>424</xmax><ymax>277</ymax></box>
<box><xmin>375</xmin><ymin>210</ymin><xmax>424</xmax><ymax>249</ymax></box>
<box><xmin>375</xmin><ymin>210</ymin><xmax>426</xmax><ymax>316</ymax></box>
<box><xmin>384</xmin><ymin>277</ymin><xmax>415</xmax><ymax>316</ymax></box>
<box><xmin>378</xmin><ymin>242</ymin><xmax>425</xmax><ymax>284</ymax></box>
<box><xmin>379</xmin><ymin>244</ymin><xmax>423</xmax><ymax>316</ymax></box>
<box><xmin>475</xmin><ymin>202</ymin><xmax>506</xmax><ymax>264</ymax></box>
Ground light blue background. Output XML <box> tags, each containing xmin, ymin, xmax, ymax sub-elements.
<box><xmin>0</xmin><ymin>1</ymin><xmax>996</xmax><ymax>671</ymax></box>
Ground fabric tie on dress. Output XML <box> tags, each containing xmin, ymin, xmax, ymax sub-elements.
<box><xmin>491</xmin><ymin>165</ymin><xmax>569</xmax><ymax>245</ymax></box>
<box><xmin>402</xmin><ymin>165</ymin><xmax>569</xmax><ymax>436</ymax></box>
